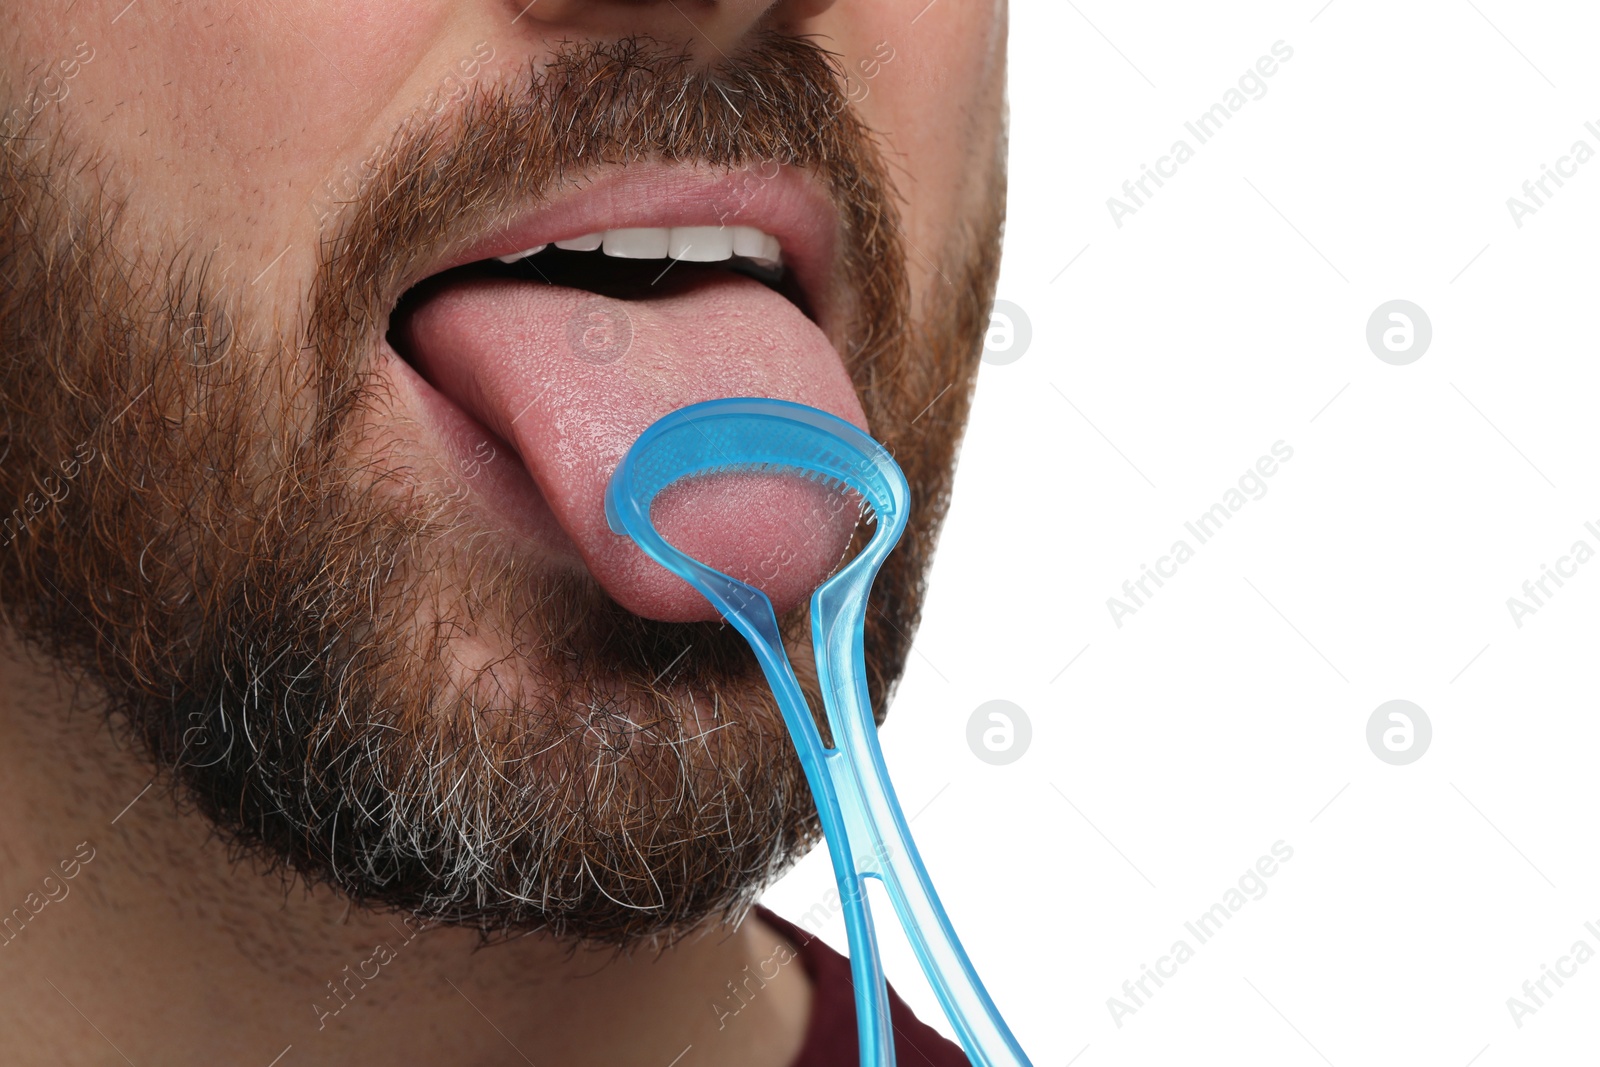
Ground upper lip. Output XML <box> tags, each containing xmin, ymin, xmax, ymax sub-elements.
<box><xmin>384</xmin><ymin>160</ymin><xmax>845</xmax><ymax>337</ymax></box>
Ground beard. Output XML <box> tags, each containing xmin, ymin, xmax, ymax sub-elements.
<box><xmin>0</xmin><ymin>33</ymin><xmax>1003</xmax><ymax>946</ymax></box>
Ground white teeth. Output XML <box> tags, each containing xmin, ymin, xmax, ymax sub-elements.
<box><xmin>667</xmin><ymin>226</ymin><xmax>735</xmax><ymax>262</ymax></box>
<box><xmin>753</xmin><ymin>233</ymin><xmax>782</xmax><ymax>269</ymax></box>
<box><xmin>494</xmin><ymin>244</ymin><xmax>546</xmax><ymax>263</ymax></box>
<box><xmin>602</xmin><ymin>228</ymin><xmax>671</xmax><ymax>259</ymax></box>
<box><xmin>519</xmin><ymin>226</ymin><xmax>784</xmax><ymax>266</ymax></box>
<box><xmin>554</xmin><ymin>232</ymin><xmax>604</xmax><ymax>251</ymax></box>
<box><xmin>730</xmin><ymin>226</ymin><xmax>768</xmax><ymax>259</ymax></box>
<box><xmin>732</xmin><ymin>228</ymin><xmax>782</xmax><ymax>268</ymax></box>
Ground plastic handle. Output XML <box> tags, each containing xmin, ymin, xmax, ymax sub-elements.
<box><xmin>606</xmin><ymin>398</ymin><xmax>1033</xmax><ymax>1067</ymax></box>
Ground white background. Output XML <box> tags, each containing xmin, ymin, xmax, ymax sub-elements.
<box><xmin>764</xmin><ymin>2</ymin><xmax>1600</xmax><ymax>1064</ymax></box>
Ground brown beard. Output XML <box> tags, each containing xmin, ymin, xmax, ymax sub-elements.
<box><xmin>0</xmin><ymin>34</ymin><xmax>1003</xmax><ymax>946</ymax></box>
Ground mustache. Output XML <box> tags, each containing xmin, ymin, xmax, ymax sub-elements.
<box><xmin>307</xmin><ymin>32</ymin><xmax>906</xmax><ymax>427</ymax></box>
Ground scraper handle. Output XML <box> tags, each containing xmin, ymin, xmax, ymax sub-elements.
<box><xmin>814</xmin><ymin>588</ymin><xmax>1035</xmax><ymax>1067</ymax></box>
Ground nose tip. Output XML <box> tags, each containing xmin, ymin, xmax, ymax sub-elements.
<box><xmin>508</xmin><ymin>0</ymin><xmax>839</xmax><ymax>60</ymax></box>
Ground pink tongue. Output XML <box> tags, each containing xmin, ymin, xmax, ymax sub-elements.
<box><xmin>400</xmin><ymin>272</ymin><xmax>868</xmax><ymax>622</ymax></box>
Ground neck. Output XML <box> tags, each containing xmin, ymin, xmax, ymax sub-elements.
<box><xmin>0</xmin><ymin>637</ymin><xmax>811</xmax><ymax>1066</ymax></box>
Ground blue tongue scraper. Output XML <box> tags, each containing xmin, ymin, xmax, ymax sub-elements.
<box><xmin>605</xmin><ymin>396</ymin><xmax>1032</xmax><ymax>1067</ymax></box>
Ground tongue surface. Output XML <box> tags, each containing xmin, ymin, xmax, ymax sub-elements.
<box><xmin>399</xmin><ymin>271</ymin><xmax>868</xmax><ymax>622</ymax></box>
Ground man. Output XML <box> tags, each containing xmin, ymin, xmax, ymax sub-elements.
<box><xmin>0</xmin><ymin>0</ymin><xmax>1006</xmax><ymax>1062</ymax></box>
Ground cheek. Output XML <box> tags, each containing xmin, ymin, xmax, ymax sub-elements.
<box><xmin>13</xmin><ymin>1</ymin><xmax>452</xmax><ymax>230</ymax></box>
<box><xmin>178</xmin><ymin>3</ymin><xmax>446</xmax><ymax>165</ymax></box>
<box><xmin>820</xmin><ymin>2</ymin><xmax>1007</xmax><ymax>263</ymax></box>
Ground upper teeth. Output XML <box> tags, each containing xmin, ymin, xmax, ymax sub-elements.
<box><xmin>494</xmin><ymin>244</ymin><xmax>547</xmax><ymax>263</ymax></box>
<box><xmin>494</xmin><ymin>225</ymin><xmax>782</xmax><ymax>269</ymax></box>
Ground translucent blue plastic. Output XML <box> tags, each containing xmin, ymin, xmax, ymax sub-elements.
<box><xmin>605</xmin><ymin>397</ymin><xmax>1033</xmax><ymax>1067</ymax></box>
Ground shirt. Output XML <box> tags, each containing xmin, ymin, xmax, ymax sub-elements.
<box><xmin>755</xmin><ymin>906</ymin><xmax>970</xmax><ymax>1067</ymax></box>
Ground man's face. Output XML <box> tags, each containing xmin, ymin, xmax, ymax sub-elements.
<box><xmin>0</xmin><ymin>1</ymin><xmax>1006</xmax><ymax>944</ymax></box>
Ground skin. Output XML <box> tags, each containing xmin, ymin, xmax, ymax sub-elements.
<box><xmin>0</xmin><ymin>1</ymin><xmax>1007</xmax><ymax>1064</ymax></box>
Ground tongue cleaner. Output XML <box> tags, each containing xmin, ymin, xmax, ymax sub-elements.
<box><xmin>606</xmin><ymin>397</ymin><xmax>1033</xmax><ymax>1067</ymax></box>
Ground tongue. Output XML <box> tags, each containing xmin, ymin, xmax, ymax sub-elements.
<box><xmin>398</xmin><ymin>271</ymin><xmax>868</xmax><ymax>622</ymax></box>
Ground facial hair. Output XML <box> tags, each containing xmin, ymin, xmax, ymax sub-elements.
<box><xmin>0</xmin><ymin>33</ymin><xmax>1003</xmax><ymax>947</ymax></box>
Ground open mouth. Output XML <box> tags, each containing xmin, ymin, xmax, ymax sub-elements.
<box><xmin>387</xmin><ymin>222</ymin><xmax>813</xmax><ymax>342</ymax></box>
<box><xmin>376</xmin><ymin>165</ymin><xmax>870</xmax><ymax>624</ymax></box>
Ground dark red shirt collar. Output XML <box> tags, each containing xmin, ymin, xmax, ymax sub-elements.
<box><xmin>753</xmin><ymin>906</ymin><xmax>971</xmax><ymax>1067</ymax></box>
